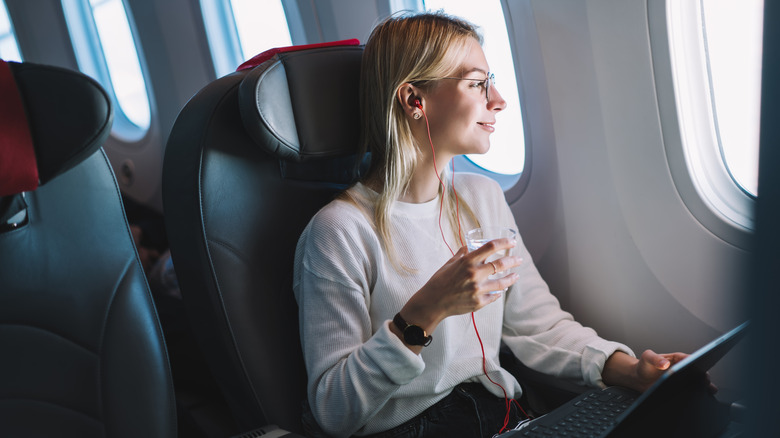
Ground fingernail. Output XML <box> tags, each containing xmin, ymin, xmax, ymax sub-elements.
<box><xmin>659</xmin><ymin>359</ymin><xmax>670</xmax><ymax>369</ymax></box>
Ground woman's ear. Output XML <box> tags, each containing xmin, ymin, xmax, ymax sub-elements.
<box><xmin>397</xmin><ymin>83</ymin><xmax>423</xmax><ymax>120</ymax></box>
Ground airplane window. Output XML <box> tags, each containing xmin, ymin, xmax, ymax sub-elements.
<box><xmin>421</xmin><ymin>0</ymin><xmax>526</xmax><ymax>178</ymax></box>
<box><xmin>230</xmin><ymin>0</ymin><xmax>292</xmax><ymax>61</ymax></box>
<box><xmin>701</xmin><ymin>0</ymin><xmax>763</xmax><ymax>197</ymax></box>
<box><xmin>0</xmin><ymin>0</ymin><xmax>22</xmax><ymax>61</ymax></box>
<box><xmin>62</xmin><ymin>0</ymin><xmax>152</xmax><ymax>140</ymax></box>
<box><xmin>201</xmin><ymin>0</ymin><xmax>293</xmax><ymax>78</ymax></box>
<box><xmin>666</xmin><ymin>0</ymin><xmax>761</xmax><ymax>230</ymax></box>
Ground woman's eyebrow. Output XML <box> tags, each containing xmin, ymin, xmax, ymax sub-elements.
<box><xmin>460</xmin><ymin>67</ymin><xmax>488</xmax><ymax>77</ymax></box>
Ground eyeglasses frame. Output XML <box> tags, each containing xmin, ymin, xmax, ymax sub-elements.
<box><xmin>435</xmin><ymin>72</ymin><xmax>495</xmax><ymax>102</ymax></box>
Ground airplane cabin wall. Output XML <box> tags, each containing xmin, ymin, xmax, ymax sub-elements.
<box><xmin>5</xmin><ymin>0</ymin><xmax>76</xmax><ymax>67</ymax></box>
<box><xmin>505</xmin><ymin>0</ymin><xmax>750</xmax><ymax>392</ymax></box>
<box><xmin>110</xmin><ymin>0</ymin><xmax>217</xmax><ymax>213</ymax></box>
<box><xmin>294</xmin><ymin>0</ymin><xmax>395</xmax><ymax>43</ymax></box>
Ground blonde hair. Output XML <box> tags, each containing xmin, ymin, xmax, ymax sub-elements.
<box><xmin>348</xmin><ymin>11</ymin><xmax>482</xmax><ymax>267</ymax></box>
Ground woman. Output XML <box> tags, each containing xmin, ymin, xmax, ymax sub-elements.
<box><xmin>293</xmin><ymin>11</ymin><xmax>683</xmax><ymax>438</ymax></box>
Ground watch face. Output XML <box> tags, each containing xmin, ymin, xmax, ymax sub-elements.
<box><xmin>394</xmin><ymin>313</ymin><xmax>431</xmax><ymax>346</ymax></box>
<box><xmin>404</xmin><ymin>325</ymin><xmax>427</xmax><ymax>345</ymax></box>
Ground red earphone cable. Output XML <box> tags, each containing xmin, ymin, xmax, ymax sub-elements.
<box><xmin>420</xmin><ymin>105</ymin><xmax>458</xmax><ymax>253</ymax></box>
<box><xmin>417</xmin><ymin>104</ymin><xmax>527</xmax><ymax>433</ymax></box>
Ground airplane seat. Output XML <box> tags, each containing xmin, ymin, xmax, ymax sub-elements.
<box><xmin>0</xmin><ymin>59</ymin><xmax>177</xmax><ymax>437</ymax></box>
<box><xmin>163</xmin><ymin>38</ymin><xmax>584</xmax><ymax>437</ymax></box>
<box><xmin>163</xmin><ymin>40</ymin><xmax>363</xmax><ymax>436</ymax></box>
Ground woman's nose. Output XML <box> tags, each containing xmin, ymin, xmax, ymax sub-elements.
<box><xmin>489</xmin><ymin>86</ymin><xmax>507</xmax><ymax>111</ymax></box>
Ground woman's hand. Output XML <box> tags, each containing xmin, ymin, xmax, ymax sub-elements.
<box><xmin>603</xmin><ymin>350</ymin><xmax>690</xmax><ymax>393</ymax></box>
<box><xmin>393</xmin><ymin>237</ymin><xmax>523</xmax><ymax>350</ymax></box>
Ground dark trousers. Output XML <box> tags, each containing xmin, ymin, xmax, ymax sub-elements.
<box><xmin>361</xmin><ymin>382</ymin><xmax>527</xmax><ymax>438</ymax></box>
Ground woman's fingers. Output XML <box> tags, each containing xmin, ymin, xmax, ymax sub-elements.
<box><xmin>484</xmin><ymin>255</ymin><xmax>524</xmax><ymax>275</ymax></box>
<box><xmin>470</xmin><ymin>237</ymin><xmax>516</xmax><ymax>263</ymax></box>
<box><xmin>481</xmin><ymin>272</ymin><xmax>520</xmax><ymax>295</ymax></box>
<box><xmin>419</xmin><ymin>239</ymin><xmax>523</xmax><ymax>317</ymax></box>
<box><xmin>478</xmin><ymin>289</ymin><xmax>505</xmax><ymax>306</ymax></box>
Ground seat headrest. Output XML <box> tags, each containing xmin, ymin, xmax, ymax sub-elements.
<box><xmin>0</xmin><ymin>60</ymin><xmax>37</xmax><ymax>196</ymax></box>
<box><xmin>0</xmin><ymin>60</ymin><xmax>113</xmax><ymax>197</ymax></box>
<box><xmin>237</xmin><ymin>41</ymin><xmax>363</xmax><ymax>162</ymax></box>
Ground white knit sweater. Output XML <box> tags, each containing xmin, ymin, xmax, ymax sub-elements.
<box><xmin>293</xmin><ymin>173</ymin><xmax>633</xmax><ymax>437</ymax></box>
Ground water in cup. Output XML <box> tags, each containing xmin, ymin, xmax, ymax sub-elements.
<box><xmin>466</xmin><ymin>227</ymin><xmax>517</xmax><ymax>294</ymax></box>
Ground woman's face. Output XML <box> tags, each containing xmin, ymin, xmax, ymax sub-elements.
<box><xmin>420</xmin><ymin>38</ymin><xmax>507</xmax><ymax>159</ymax></box>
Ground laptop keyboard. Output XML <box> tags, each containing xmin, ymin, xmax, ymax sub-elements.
<box><xmin>512</xmin><ymin>387</ymin><xmax>637</xmax><ymax>437</ymax></box>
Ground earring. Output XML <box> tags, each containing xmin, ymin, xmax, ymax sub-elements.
<box><xmin>413</xmin><ymin>112</ymin><xmax>421</xmax><ymax>120</ymax></box>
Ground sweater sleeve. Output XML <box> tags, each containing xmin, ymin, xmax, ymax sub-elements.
<box><xmin>474</xmin><ymin>178</ymin><xmax>635</xmax><ymax>388</ymax></box>
<box><xmin>293</xmin><ymin>203</ymin><xmax>425</xmax><ymax>437</ymax></box>
<box><xmin>501</xmin><ymin>236</ymin><xmax>634</xmax><ymax>387</ymax></box>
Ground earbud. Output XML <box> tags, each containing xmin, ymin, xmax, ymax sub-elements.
<box><xmin>413</xmin><ymin>99</ymin><xmax>425</xmax><ymax>120</ymax></box>
<box><xmin>413</xmin><ymin>99</ymin><xmax>423</xmax><ymax>119</ymax></box>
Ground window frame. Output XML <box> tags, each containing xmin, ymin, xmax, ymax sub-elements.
<box><xmin>699</xmin><ymin>0</ymin><xmax>762</xmax><ymax>198</ymax></box>
<box><xmin>200</xmin><ymin>0</ymin><xmax>304</xmax><ymax>78</ymax></box>
<box><xmin>413</xmin><ymin>0</ymin><xmax>530</xmax><ymax>195</ymax></box>
<box><xmin>61</xmin><ymin>0</ymin><xmax>153</xmax><ymax>142</ymax></box>
<box><xmin>0</xmin><ymin>0</ymin><xmax>22</xmax><ymax>62</ymax></box>
<box><xmin>649</xmin><ymin>0</ymin><xmax>755</xmax><ymax>249</ymax></box>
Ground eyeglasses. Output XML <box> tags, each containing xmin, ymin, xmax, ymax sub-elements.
<box><xmin>437</xmin><ymin>72</ymin><xmax>495</xmax><ymax>102</ymax></box>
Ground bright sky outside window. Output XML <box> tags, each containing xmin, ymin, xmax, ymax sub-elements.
<box><xmin>89</xmin><ymin>0</ymin><xmax>150</xmax><ymax>131</ymax></box>
<box><xmin>0</xmin><ymin>0</ymin><xmax>22</xmax><ymax>61</ymax></box>
<box><xmin>666</xmin><ymin>0</ymin><xmax>758</xmax><ymax>232</ymax></box>
<box><xmin>230</xmin><ymin>0</ymin><xmax>292</xmax><ymax>62</ymax></box>
<box><xmin>423</xmin><ymin>0</ymin><xmax>525</xmax><ymax>176</ymax></box>
<box><xmin>701</xmin><ymin>0</ymin><xmax>763</xmax><ymax>197</ymax></box>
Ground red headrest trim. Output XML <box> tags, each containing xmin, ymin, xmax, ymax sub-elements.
<box><xmin>0</xmin><ymin>60</ymin><xmax>38</xmax><ymax>197</ymax></box>
<box><xmin>236</xmin><ymin>38</ymin><xmax>360</xmax><ymax>72</ymax></box>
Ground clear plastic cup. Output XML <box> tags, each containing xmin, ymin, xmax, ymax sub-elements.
<box><xmin>466</xmin><ymin>227</ymin><xmax>517</xmax><ymax>294</ymax></box>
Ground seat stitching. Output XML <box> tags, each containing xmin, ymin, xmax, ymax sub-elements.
<box><xmin>0</xmin><ymin>322</ymin><xmax>97</xmax><ymax>355</ymax></box>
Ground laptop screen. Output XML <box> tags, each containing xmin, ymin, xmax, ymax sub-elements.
<box><xmin>611</xmin><ymin>321</ymin><xmax>749</xmax><ymax>435</ymax></box>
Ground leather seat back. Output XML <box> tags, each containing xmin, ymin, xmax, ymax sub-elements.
<box><xmin>0</xmin><ymin>60</ymin><xmax>176</xmax><ymax>438</ymax></box>
<box><xmin>163</xmin><ymin>41</ymin><xmax>363</xmax><ymax>433</ymax></box>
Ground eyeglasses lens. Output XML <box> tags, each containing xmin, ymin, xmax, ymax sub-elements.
<box><xmin>486</xmin><ymin>73</ymin><xmax>495</xmax><ymax>101</ymax></box>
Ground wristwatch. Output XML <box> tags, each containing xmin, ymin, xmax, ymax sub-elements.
<box><xmin>393</xmin><ymin>313</ymin><xmax>432</xmax><ymax>346</ymax></box>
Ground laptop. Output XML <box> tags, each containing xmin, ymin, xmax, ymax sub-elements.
<box><xmin>501</xmin><ymin>321</ymin><xmax>749</xmax><ymax>437</ymax></box>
